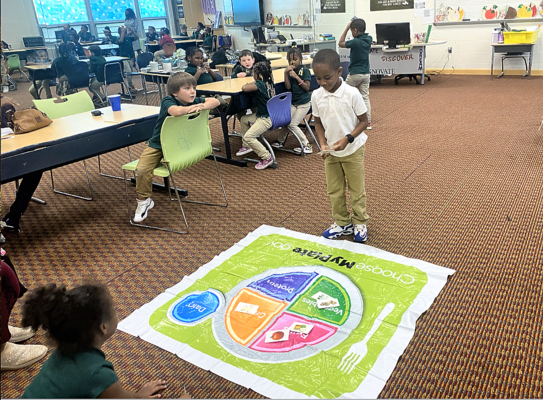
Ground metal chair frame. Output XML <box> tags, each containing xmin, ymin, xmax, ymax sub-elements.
<box><xmin>123</xmin><ymin>111</ymin><xmax>227</xmax><ymax>234</ymax></box>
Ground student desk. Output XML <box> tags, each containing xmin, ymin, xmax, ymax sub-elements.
<box><xmin>26</xmin><ymin>56</ymin><xmax>128</xmax><ymax>99</ymax></box>
<box><xmin>3</xmin><ymin>47</ymin><xmax>48</xmax><ymax>61</ymax></box>
<box><xmin>83</xmin><ymin>44</ymin><xmax>119</xmax><ymax>51</ymax></box>
<box><xmin>1</xmin><ymin>104</ymin><xmax>159</xmax><ymax>184</ymax></box>
<box><xmin>490</xmin><ymin>43</ymin><xmax>536</xmax><ymax>79</ymax></box>
<box><xmin>195</xmin><ymin>68</ymin><xmax>317</xmax><ymax>167</ymax></box>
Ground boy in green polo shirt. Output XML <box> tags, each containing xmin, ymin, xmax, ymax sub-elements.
<box><xmin>339</xmin><ymin>18</ymin><xmax>372</xmax><ymax>129</ymax></box>
<box><xmin>132</xmin><ymin>72</ymin><xmax>220</xmax><ymax>223</ymax></box>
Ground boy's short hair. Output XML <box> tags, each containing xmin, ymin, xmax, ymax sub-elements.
<box><xmin>89</xmin><ymin>45</ymin><xmax>101</xmax><ymax>56</ymax></box>
<box><xmin>180</xmin><ymin>24</ymin><xmax>187</xmax><ymax>30</ymax></box>
<box><xmin>103</xmin><ymin>26</ymin><xmax>111</xmax><ymax>33</ymax></box>
<box><xmin>167</xmin><ymin>72</ymin><xmax>197</xmax><ymax>96</ymax></box>
<box><xmin>351</xmin><ymin>18</ymin><xmax>366</xmax><ymax>33</ymax></box>
<box><xmin>239</xmin><ymin>50</ymin><xmax>253</xmax><ymax>59</ymax></box>
<box><xmin>313</xmin><ymin>49</ymin><xmax>340</xmax><ymax>70</ymax></box>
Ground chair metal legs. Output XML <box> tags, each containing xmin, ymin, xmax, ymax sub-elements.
<box><xmin>123</xmin><ymin>153</ymin><xmax>228</xmax><ymax>234</ymax></box>
<box><xmin>272</xmin><ymin>127</ymin><xmax>306</xmax><ymax>157</ymax></box>
<box><xmin>245</xmin><ymin>136</ymin><xmax>278</xmax><ymax>169</ymax></box>
<box><xmin>98</xmin><ymin>148</ymin><xmax>135</xmax><ymax>180</ymax></box>
<box><xmin>50</xmin><ymin>160</ymin><xmax>94</xmax><ymax>201</ymax></box>
<box><xmin>304</xmin><ymin>116</ymin><xmax>321</xmax><ymax>151</ymax></box>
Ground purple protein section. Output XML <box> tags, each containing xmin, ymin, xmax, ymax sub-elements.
<box><xmin>248</xmin><ymin>271</ymin><xmax>318</xmax><ymax>301</ymax></box>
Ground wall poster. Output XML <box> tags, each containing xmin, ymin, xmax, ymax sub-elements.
<box><xmin>371</xmin><ymin>0</ymin><xmax>414</xmax><ymax>11</ymax></box>
<box><xmin>321</xmin><ymin>0</ymin><xmax>345</xmax><ymax>13</ymax></box>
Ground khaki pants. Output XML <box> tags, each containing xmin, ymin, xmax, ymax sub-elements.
<box><xmin>240</xmin><ymin>113</ymin><xmax>272</xmax><ymax>159</ymax></box>
<box><xmin>324</xmin><ymin>145</ymin><xmax>370</xmax><ymax>226</ymax></box>
<box><xmin>89</xmin><ymin>77</ymin><xmax>105</xmax><ymax>101</ymax></box>
<box><xmin>135</xmin><ymin>145</ymin><xmax>164</xmax><ymax>200</ymax></box>
<box><xmin>122</xmin><ymin>60</ymin><xmax>134</xmax><ymax>88</ymax></box>
<box><xmin>277</xmin><ymin>102</ymin><xmax>311</xmax><ymax>145</ymax></box>
<box><xmin>346</xmin><ymin>73</ymin><xmax>371</xmax><ymax>123</ymax></box>
<box><xmin>29</xmin><ymin>79</ymin><xmax>52</xmax><ymax>99</ymax></box>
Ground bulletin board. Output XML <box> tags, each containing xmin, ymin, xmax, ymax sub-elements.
<box><xmin>434</xmin><ymin>0</ymin><xmax>543</xmax><ymax>21</ymax></box>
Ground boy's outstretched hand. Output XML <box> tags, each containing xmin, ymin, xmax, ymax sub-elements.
<box><xmin>138</xmin><ymin>380</ymin><xmax>168</xmax><ymax>398</ymax></box>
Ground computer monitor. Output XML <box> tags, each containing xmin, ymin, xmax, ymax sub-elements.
<box><xmin>251</xmin><ymin>26</ymin><xmax>266</xmax><ymax>44</ymax></box>
<box><xmin>23</xmin><ymin>36</ymin><xmax>46</xmax><ymax>47</ymax></box>
<box><xmin>375</xmin><ymin>23</ymin><xmax>411</xmax><ymax>49</ymax></box>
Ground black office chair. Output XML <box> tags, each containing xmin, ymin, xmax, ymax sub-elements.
<box><xmin>65</xmin><ymin>61</ymin><xmax>92</xmax><ymax>91</ymax></box>
<box><xmin>136</xmin><ymin>52</ymin><xmax>158</xmax><ymax>104</ymax></box>
<box><xmin>103</xmin><ymin>62</ymin><xmax>134</xmax><ymax>102</ymax></box>
<box><xmin>394</xmin><ymin>74</ymin><xmax>431</xmax><ymax>85</ymax></box>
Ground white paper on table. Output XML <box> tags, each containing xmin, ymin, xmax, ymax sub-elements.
<box><xmin>414</xmin><ymin>0</ymin><xmax>426</xmax><ymax>17</ymax></box>
<box><xmin>1</xmin><ymin>127</ymin><xmax>14</xmax><ymax>136</ymax></box>
<box><xmin>423</xmin><ymin>8</ymin><xmax>435</xmax><ymax>24</ymax></box>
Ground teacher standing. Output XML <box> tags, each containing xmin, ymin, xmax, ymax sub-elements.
<box><xmin>124</xmin><ymin>8</ymin><xmax>141</xmax><ymax>54</ymax></box>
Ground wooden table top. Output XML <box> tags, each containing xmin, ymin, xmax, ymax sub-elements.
<box><xmin>2</xmin><ymin>104</ymin><xmax>159</xmax><ymax>155</ymax></box>
<box><xmin>83</xmin><ymin>44</ymin><xmax>119</xmax><ymax>50</ymax></box>
<box><xmin>3</xmin><ymin>47</ymin><xmax>47</xmax><ymax>53</ymax></box>
<box><xmin>270</xmin><ymin>57</ymin><xmax>313</xmax><ymax>69</ymax></box>
<box><xmin>25</xmin><ymin>56</ymin><xmax>128</xmax><ymax>70</ymax></box>
<box><xmin>196</xmin><ymin>68</ymin><xmax>312</xmax><ymax>95</ymax></box>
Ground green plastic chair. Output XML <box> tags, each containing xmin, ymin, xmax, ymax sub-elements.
<box><xmin>33</xmin><ymin>92</ymin><xmax>97</xmax><ymax>200</ymax></box>
<box><xmin>122</xmin><ymin>110</ymin><xmax>228</xmax><ymax>234</ymax></box>
<box><xmin>7</xmin><ymin>54</ymin><xmax>29</xmax><ymax>81</ymax></box>
<box><xmin>34</xmin><ymin>91</ymin><xmax>133</xmax><ymax>183</ymax></box>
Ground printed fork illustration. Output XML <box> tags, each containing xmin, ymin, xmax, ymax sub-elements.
<box><xmin>337</xmin><ymin>303</ymin><xmax>395</xmax><ymax>374</ymax></box>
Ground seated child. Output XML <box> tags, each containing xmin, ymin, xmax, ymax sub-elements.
<box><xmin>236</xmin><ymin>61</ymin><xmax>276</xmax><ymax>170</ymax></box>
<box><xmin>231</xmin><ymin>49</ymin><xmax>254</xmax><ymax>78</ymax></box>
<box><xmin>88</xmin><ymin>45</ymin><xmax>106</xmax><ymax>103</ymax></box>
<box><xmin>146</xmin><ymin>26</ymin><xmax>159</xmax><ymax>43</ymax></box>
<box><xmin>154</xmin><ymin>35</ymin><xmax>175</xmax><ymax>63</ymax></box>
<box><xmin>117</xmin><ymin>26</ymin><xmax>136</xmax><ymax>91</ymax></box>
<box><xmin>159</xmin><ymin>27</ymin><xmax>173</xmax><ymax>47</ymax></box>
<box><xmin>29</xmin><ymin>79</ymin><xmax>52</xmax><ymax>99</ymax></box>
<box><xmin>184</xmin><ymin>47</ymin><xmax>217</xmax><ymax>85</ymax></box>
<box><xmin>192</xmin><ymin>22</ymin><xmax>205</xmax><ymax>39</ymax></box>
<box><xmin>20</xmin><ymin>282</ymin><xmax>182</xmax><ymax>398</ymax></box>
<box><xmin>133</xmin><ymin>72</ymin><xmax>220</xmax><ymax>222</ymax></box>
<box><xmin>68</xmin><ymin>33</ymin><xmax>85</xmax><ymax>57</ymax></box>
<box><xmin>179</xmin><ymin>24</ymin><xmax>189</xmax><ymax>37</ymax></box>
<box><xmin>78</xmin><ymin>25</ymin><xmax>95</xmax><ymax>43</ymax></box>
<box><xmin>272</xmin><ymin>47</ymin><xmax>312</xmax><ymax>154</ymax></box>
<box><xmin>202</xmin><ymin>27</ymin><xmax>213</xmax><ymax>48</ymax></box>
<box><xmin>102</xmin><ymin>26</ymin><xmax>118</xmax><ymax>45</ymax></box>
<box><xmin>51</xmin><ymin>43</ymin><xmax>79</xmax><ymax>96</ymax></box>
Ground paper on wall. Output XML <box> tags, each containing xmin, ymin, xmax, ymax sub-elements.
<box><xmin>414</xmin><ymin>0</ymin><xmax>426</xmax><ymax>17</ymax></box>
<box><xmin>423</xmin><ymin>8</ymin><xmax>435</xmax><ymax>24</ymax></box>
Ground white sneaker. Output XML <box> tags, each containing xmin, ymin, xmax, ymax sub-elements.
<box><xmin>294</xmin><ymin>143</ymin><xmax>313</xmax><ymax>154</ymax></box>
<box><xmin>134</xmin><ymin>198</ymin><xmax>154</xmax><ymax>223</ymax></box>
<box><xmin>366</xmin><ymin>123</ymin><xmax>372</xmax><ymax>130</ymax></box>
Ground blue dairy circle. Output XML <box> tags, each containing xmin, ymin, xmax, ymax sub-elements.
<box><xmin>168</xmin><ymin>290</ymin><xmax>224</xmax><ymax>325</ymax></box>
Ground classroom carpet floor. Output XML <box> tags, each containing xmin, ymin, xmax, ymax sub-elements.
<box><xmin>1</xmin><ymin>73</ymin><xmax>542</xmax><ymax>399</ymax></box>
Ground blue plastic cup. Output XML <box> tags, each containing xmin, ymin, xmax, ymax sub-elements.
<box><xmin>108</xmin><ymin>94</ymin><xmax>121</xmax><ymax>111</ymax></box>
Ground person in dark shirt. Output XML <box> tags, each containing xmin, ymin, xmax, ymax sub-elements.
<box><xmin>184</xmin><ymin>47</ymin><xmax>217</xmax><ymax>85</ymax></box>
<box><xmin>118</xmin><ymin>26</ymin><xmax>136</xmax><ymax>91</ymax></box>
<box><xmin>131</xmin><ymin>72</ymin><xmax>219</xmax><ymax>222</ymax></box>
<box><xmin>61</xmin><ymin>23</ymin><xmax>78</xmax><ymax>44</ymax></box>
<box><xmin>78</xmin><ymin>24</ymin><xmax>95</xmax><ymax>43</ymax></box>
<box><xmin>102</xmin><ymin>26</ymin><xmax>118</xmax><ymax>45</ymax></box>
<box><xmin>68</xmin><ymin>33</ymin><xmax>85</xmax><ymax>57</ymax></box>
<box><xmin>273</xmin><ymin>47</ymin><xmax>313</xmax><ymax>154</ymax></box>
<box><xmin>20</xmin><ymin>283</ymin><xmax>178</xmax><ymax>398</ymax></box>
<box><xmin>146</xmin><ymin>26</ymin><xmax>159</xmax><ymax>43</ymax></box>
<box><xmin>51</xmin><ymin>43</ymin><xmax>79</xmax><ymax>96</ymax></box>
<box><xmin>231</xmin><ymin>49</ymin><xmax>254</xmax><ymax>78</ymax></box>
<box><xmin>179</xmin><ymin>24</ymin><xmax>188</xmax><ymax>37</ymax></box>
<box><xmin>88</xmin><ymin>45</ymin><xmax>106</xmax><ymax>103</ymax></box>
<box><xmin>237</xmin><ymin>61</ymin><xmax>276</xmax><ymax>170</ymax></box>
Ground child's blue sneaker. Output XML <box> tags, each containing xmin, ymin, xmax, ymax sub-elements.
<box><xmin>323</xmin><ymin>222</ymin><xmax>353</xmax><ymax>239</ymax></box>
<box><xmin>354</xmin><ymin>224</ymin><xmax>368</xmax><ymax>243</ymax></box>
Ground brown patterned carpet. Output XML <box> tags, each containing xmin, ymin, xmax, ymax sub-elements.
<box><xmin>1</xmin><ymin>73</ymin><xmax>542</xmax><ymax>399</ymax></box>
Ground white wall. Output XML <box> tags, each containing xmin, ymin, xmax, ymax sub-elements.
<box><xmin>221</xmin><ymin>0</ymin><xmax>543</xmax><ymax>71</ymax></box>
<box><xmin>1</xmin><ymin>0</ymin><xmax>41</xmax><ymax>49</ymax></box>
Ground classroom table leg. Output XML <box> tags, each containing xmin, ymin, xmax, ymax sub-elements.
<box><xmin>420</xmin><ymin>47</ymin><xmax>426</xmax><ymax>85</ymax></box>
<box><xmin>527</xmin><ymin>45</ymin><xmax>534</xmax><ymax>78</ymax></box>
<box><xmin>207</xmin><ymin>110</ymin><xmax>247</xmax><ymax>167</ymax></box>
<box><xmin>490</xmin><ymin>47</ymin><xmax>495</xmax><ymax>79</ymax></box>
